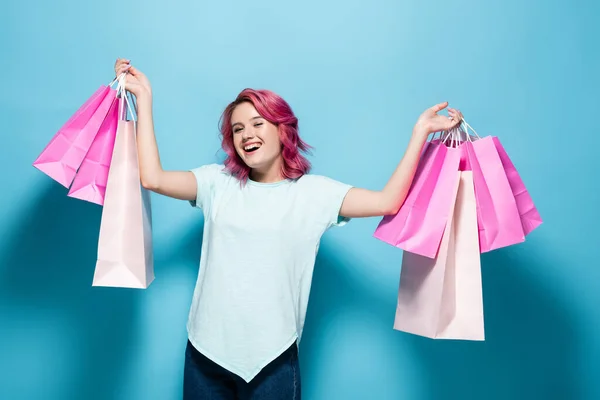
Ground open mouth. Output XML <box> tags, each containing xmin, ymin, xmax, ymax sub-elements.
<box><xmin>243</xmin><ymin>143</ymin><xmax>262</xmax><ymax>153</ymax></box>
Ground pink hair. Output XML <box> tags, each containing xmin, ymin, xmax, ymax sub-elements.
<box><xmin>219</xmin><ymin>88</ymin><xmax>312</xmax><ymax>183</ymax></box>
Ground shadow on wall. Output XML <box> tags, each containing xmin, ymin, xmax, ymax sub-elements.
<box><xmin>156</xmin><ymin>217</ymin><xmax>205</xmax><ymax>274</ymax></box>
<box><xmin>0</xmin><ymin>183</ymin><xmax>581</xmax><ymax>400</ymax></box>
<box><xmin>300</xmin><ymin>241</ymin><xmax>581</xmax><ymax>400</ymax></box>
<box><xmin>0</xmin><ymin>181</ymin><xmax>142</xmax><ymax>400</ymax></box>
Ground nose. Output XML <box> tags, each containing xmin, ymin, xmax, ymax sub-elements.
<box><xmin>242</xmin><ymin>128</ymin><xmax>255</xmax><ymax>141</ymax></box>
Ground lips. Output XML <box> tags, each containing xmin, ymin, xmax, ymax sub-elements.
<box><xmin>243</xmin><ymin>142</ymin><xmax>262</xmax><ymax>153</ymax></box>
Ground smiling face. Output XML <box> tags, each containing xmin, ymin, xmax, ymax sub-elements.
<box><xmin>231</xmin><ymin>101</ymin><xmax>283</xmax><ymax>181</ymax></box>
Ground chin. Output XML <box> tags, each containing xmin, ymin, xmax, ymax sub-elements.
<box><xmin>246</xmin><ymin>156</ymin><xmax>280</xmax><ymax>173</ymax></box>
<box><xmin>245</xmin><ymin>159</ymin><xmax>269</xmax><ymax>170</ymax></box>
<box><xmin>238</xmin><ymin>149</ymin><xmax>263</xmax><ymax>165</ymax></box>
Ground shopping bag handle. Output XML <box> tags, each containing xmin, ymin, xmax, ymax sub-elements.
<box><xmin>435</xmin><ymin>117</ymin><xmax>482</xmax><ymax>147</ymax></box>
<box><xmin>430</xmin><ymin>126</ymin><xmax>466</xmax><ymax>147</ymax></box>
<box><xmin>114</xmin><ymin>72</ymin><xmax>137</xmax><ymax>127</ymax></box>
<box><xmin>460</xmin><ymin>118</ymin><xmax>481</xmax><ymax>140</ymax></box>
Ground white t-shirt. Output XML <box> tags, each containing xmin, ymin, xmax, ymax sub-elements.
<box><xmin>186</xmin><ymin>163</ymin><xmax>353</xmax><ymax>382</ymax></box>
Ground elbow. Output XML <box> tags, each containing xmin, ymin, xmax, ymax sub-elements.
<box><xmin>381</xmin><ymin>198</ymin><xmax>404</xmax><ymax>216</ymax></box>
<box><xmin>141</xmin><ymin>179</ymin><xmax>157</xmax><ymax>191</ymax></box>
<box><xmin>380</xmin><ymin>189</ymin><xmax>410</xmax><ymax>216</ymax></box>
<box><xmin>140</xmin><ymin>174</ymin><xmax>159</xmax><ymax>191</ymax></box>
<box><xmin>382</xmin><ymin>204</ymin><xmax>400</xmax><ymax>216</ymax></box>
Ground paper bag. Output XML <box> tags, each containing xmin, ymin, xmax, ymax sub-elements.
<box><xmin>393</xmin><ymin>171</ymin><xmax>484</xmax><ymax>341</ymax></box>
<box><xmin>491</xmin><ymin>137</ymin><xmax>542</xmax><ymax>235</ymax></box>
<box><xmin>465</xmin><ymin>137</ymin><xmax>525</xmax><ymax>253</ymax></box>
<box><xmin>374</xmin><ymin>138</ymin><xmax>461</xmax><ymax>259</ymax></box>
<box><xmin>33</xmin><ymin>84</ymin><xmax>117</xmax><ymax>188</ymax></box>
<box><xmin>67</xmin><ymin>95</ymin><xmax>119</xmax><ymax>205</ymax></box>
<box><xmin>93</xmin><ymin>92</ymin><xmax>154</xmax><ymax>289</ymax></box>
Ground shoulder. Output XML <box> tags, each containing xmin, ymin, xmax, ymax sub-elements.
<box><xmin>295</xmin><ymin>173</ymin><xmax>353</xmax><ymax>192</ymax></box>
<box><xmin>191</xmin><ymin>163</ymin><xmax>227</xmax><ymax>176</ymax></box>
<box><xmin>293</xmin><ymin>173</ymin><xmax>354</xmax><ymax>227</ymax></box>
<box><xmin>189</xmin><ymin>164</ymin><xmax>238</xmax><ymax>209</ymax></box>
<box><xmin>190</xmin><ymin>163</ymin><xmax>234</xmax><ymax>185</ymax></box>
<box><xmin>292</xmin><ymin>173</ymin><xmax>353</xmax><ymax>206</ymax></box>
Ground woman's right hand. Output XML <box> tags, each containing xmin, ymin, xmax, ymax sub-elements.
<box><xmin>114</xmin><ymin>58</ymin><xmax>152</xmax><ymax>99</ymax></box>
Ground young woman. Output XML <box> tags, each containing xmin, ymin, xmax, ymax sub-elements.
<box><xmin>114</xmin><ymin>58</ymin><xmax>463</xmax><ymax>400</ymax></box>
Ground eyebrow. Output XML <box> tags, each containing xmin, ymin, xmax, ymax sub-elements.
<box><xmin>231</xmin><ymin>116</ymin><xmax>263</xmax><ymax>127</ymax></box>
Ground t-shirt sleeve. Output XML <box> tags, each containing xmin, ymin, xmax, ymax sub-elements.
<box><xmin>188</xmin><ymin>163</ymin><xmax>224</xmax><ymax>210</ymax></box>
<box><xmin>310</xmin><ymin>175</ymin><xmax>354</xmax><ymax>229</ymax></box>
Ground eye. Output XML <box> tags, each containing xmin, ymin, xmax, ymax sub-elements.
<box><xmin>233</xmin><ymin>127</ymin><xmax>243</xmax><ymax>133</ymax></box>
<box><xmin>254</xmin><ymin>122</ymin><xmax>263</xmax><ymax>127</ymax></box>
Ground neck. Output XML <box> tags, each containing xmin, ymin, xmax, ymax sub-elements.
<box><xmin>249</xmin><ymin>159</ymin><xmax>284</xmax><ymax>183</ymax></box>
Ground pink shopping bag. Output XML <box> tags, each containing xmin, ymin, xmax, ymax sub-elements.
<box><xmin>93</xmin><ymin>93</ymin><xmax>154</xmax><ymax>289</ymax></box>
<box><xmin>67</xmin><ymin>95</ymin><xmax>120</xmax><ymax>205</ymax></box>
<box><xmin>464</xmin><ymin>136</ymin><xmax>525</xmax><ymax>253</ymax></box>
<box><xmin>491</xmin><ymin>136</ymin><xmax>542</xmax><ymax>235</ymax></box>
<box><xmin>33</xmin><ymin>84</ymin><xmax>118</xmax><ymax>188</ymax></box>
<box><xmin>374</xmin><ymin>138</ymin><xmax>461</xmax><ymax>259</ymax></box>
<box><xmin>394</xmin><ymin>171</ymin><xmax>484</xmax><ymax>341</ymax></box>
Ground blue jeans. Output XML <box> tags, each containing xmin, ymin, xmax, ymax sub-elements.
<box><xmin>183</xmin><ymin>340</ymin><xmax>301</xmax><ymax>400</ymax></box>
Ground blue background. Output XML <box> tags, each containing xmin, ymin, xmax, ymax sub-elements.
<box><xmin>1</xmin><ymin>0</ymin><xmax>599</xmax><ymax>399</ymax></box>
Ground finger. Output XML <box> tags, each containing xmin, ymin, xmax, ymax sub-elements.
<box><xmin>449</xmin><ymin>107</ymin><xmax>463</xmax><ymax>120</ymax></box>
<box><xmin>127</xmin><ymin>65</ymin><xmax>144</xmax><ymax>77</ymax></box>
<box><xmin>446</xmin><ymin>113</ymin><xmax>459</xmax><ymax>126</ymax></box>
<box><xmin>445</xmin><ymin>120</ymin><xmax>458</xmax><ymax>130</ymax></box>
<box><xmin>124</xmin><ymin>79</ymin><xmax>137</xmax><ymax>88</ymax></box>
<box><xmin>125</xmin><ymin>77</ymin><xmax>138</xmax><ymax>90</ymax></box>
<box><xmin>114</xmin><ymin>59</ymin><xmax>131</xmax><ymax>74</ymax></box>
<box><xmin>117</xmin><ymin>64</ymin><xmax>132</xmax><ymax>75</ymax></box>
<box><xmin>115</xmin><ymin>60</ymin><xmax>127</xmax><ymax>70</ymax></box>
<box><xmin>430</xmin><ymin>101</ymin><xmax>449</xmax><ymax>113</ymax></box>
<box><xmin>451</xmin><ymin>109</ymin><xmax>462</xmax><ymax>120</ymax></box>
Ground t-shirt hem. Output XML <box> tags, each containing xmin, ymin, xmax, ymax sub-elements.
<box><xmin>331</xmin><ymin>184</ymin><xmax>354</xmax><ymax>228</ymax></box>
<box><xmin>186</xmin><ymin>329</ymin><xmax>299</xmax><ymax>383</ymax></box>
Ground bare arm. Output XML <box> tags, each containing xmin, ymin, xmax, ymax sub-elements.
<box><xmin>339</xmin><ymin>102</ymin><xmax>463</xmax><ymax>218</ymax></box>
<box><xmin>115</xmin><ymin>59</ymin><xmax>198</xmax><ymax>202</ymax></box>
<box><xmin>340</xmin><ymin>127</ymin><xmax>427</xmax><ymax>218</ymax></box>
<box><xmin>135</xmin><ymin>94</ymin><xmax>197</xmax><ymax>201</ymax></box>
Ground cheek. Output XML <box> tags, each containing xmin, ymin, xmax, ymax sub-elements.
<box><xmin>265</xmin><ymin>127</ymin><xmax>282</xmax><ymax>151</ymax></box>
<box><xmin>232</xmin><ymin>136</ymin><xmax>244</xmax><ymax>155</ymax></box>
<box><xmin>266</xmin><ymin>139</ymin><xmax>282</xmax><ymax>155</ymax></box>
<box><xmin>232</xmin><ymin>135</ymin><xmax>242</xmax><ymax>149</ymax></box>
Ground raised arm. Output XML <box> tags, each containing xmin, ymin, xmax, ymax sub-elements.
<box><xmin>339</xmin><ymin>102</ymin><xmax>463</xmax><ymax>218</ymax></box>
<box><xmin>115</xmin><ymin>59</ymin><xmax>197</xmax><ymax>201</ymax></box>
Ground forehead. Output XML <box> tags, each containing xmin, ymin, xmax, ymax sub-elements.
<box><xmin>231</xmin><ymin>102</ymin><xmax>261</xmax><ymax>125</ymax></box>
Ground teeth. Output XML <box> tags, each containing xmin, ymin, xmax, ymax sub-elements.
<box><xmin>244</xmin><ymin>144</ymin><xmax>261</xmax><ymax>151</ymax></box>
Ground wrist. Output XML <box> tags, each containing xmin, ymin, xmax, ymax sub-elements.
<box><xmin>136</xmin><ymin>90</ymin><xmax>153</xmax><ymax>105</ymax></box>
<box><xmin>412</xmin><ymin>122</ymin><xmax>430</xmax><ymax>139</ymax></box>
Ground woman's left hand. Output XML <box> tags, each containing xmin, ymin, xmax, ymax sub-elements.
<box><xmin>414</xmin><ymin>101</ymin><xmax>463</xmax><ymax>137</ymax></box>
